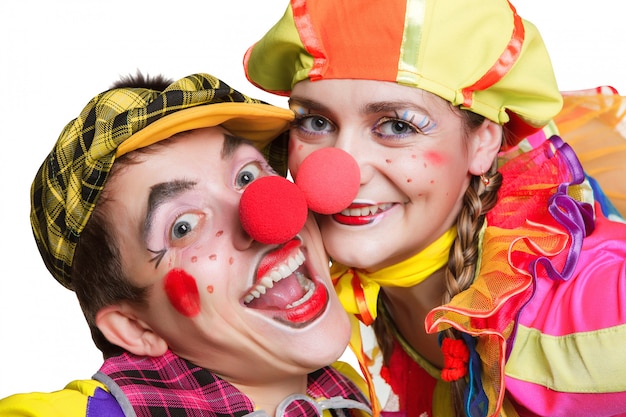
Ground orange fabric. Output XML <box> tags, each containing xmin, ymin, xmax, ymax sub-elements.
<box><xmin>294</xmin><ymin>0</ymin><xmax>407</xmax><ymax>82</ymax></box>
<box><xmin>554</xmin><ymin>88</ymin><xmax>626</xmax><ymax>216</ymax></box>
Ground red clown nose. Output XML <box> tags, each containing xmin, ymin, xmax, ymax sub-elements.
<box><xmin>239</xmin><ymin>176</ymin><xmax>308</xmax><ymax>245</ymax></box>
<box><xmin>239</xmin><ymin>148</ymin><xmax>360</xmax><ymax>244</ymax></box>
<box><xmin>295</xmin><ymin>148</ymin><xmax>360</xmax><ymax>215</ymax></box>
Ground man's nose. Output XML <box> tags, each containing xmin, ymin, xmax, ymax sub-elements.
<box><xmin>239</xmin><ymin>176</ymin><xmax>308</xmax><ymax>245</ymax></box>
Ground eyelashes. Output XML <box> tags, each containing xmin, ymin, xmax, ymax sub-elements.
<box><xmin>148</xmin><ymin>247</ymin><xmax>167</xmax><ymax>269</ymax></box>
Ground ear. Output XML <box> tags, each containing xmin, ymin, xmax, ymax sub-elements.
<box><xmin>468</xmin><ymin>119</ymin><xmax>503</xmax><ymax>176</ymax></box>
<box><xmin>96</xmin><ymin>305</ymin><xmax>168</xmax><ymax>357</ymax></box>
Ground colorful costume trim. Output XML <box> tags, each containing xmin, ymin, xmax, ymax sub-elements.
<box><xmin>426</xmin><ymin>135</ymin><xmax>626</xmax><ymax>416</ymax></box>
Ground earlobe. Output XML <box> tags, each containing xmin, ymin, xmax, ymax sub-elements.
<box><xmin>468</xmin><ymin>119</ymin><xmax>503</xmax><ymax>176</ymax></box>
<box><xmin>96</xmin><ymin>305</ymin><xmax>168</xmax><ymax>357</ymax></box>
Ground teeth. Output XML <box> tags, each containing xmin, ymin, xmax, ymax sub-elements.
<box><xmin>244</xmin><ymin>248</ymin><xmax>305</xmax><ymax>304</ymax></box>
<box><xmin>340</xmin><ymin>203</ymin><xmax>393</xmax><ymax>216</ymax></box>
<box><xmin>260</xmin><ymin>276</ymin><xmax>274</xmax><ymax>289</ymax></box>
<box><xmin>286</xmin><ymin>273</ymin><xmax>314</xmax><ymax>308</ymax></box>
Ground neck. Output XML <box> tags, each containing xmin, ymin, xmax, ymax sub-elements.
<box><xmin>381</xmin><ymin>266</ymin><xmax>448</xmax><ymax>368</ymax></box>
<box><xmin>230</xmin><ymin>374</ymin><xmax>308</xmax><ymax>415</ymax></box>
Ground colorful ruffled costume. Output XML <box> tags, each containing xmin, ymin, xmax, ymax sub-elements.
<box><xmin>331</xmin><ymin>131</ymin><xmax>626</xmax><ymax>417</ymax></box>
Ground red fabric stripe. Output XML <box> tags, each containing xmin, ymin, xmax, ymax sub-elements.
<box><xmin>352</xmin><ymin>274</ymin><xmax>374</xmax><ymax>325</ymax></box>
<box><xmin>462</xmin><ymin>1</ymin><xmax>525</xmax><ymax>107</ymax></box>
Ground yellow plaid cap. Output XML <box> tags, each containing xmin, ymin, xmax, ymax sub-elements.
<box><xmin>30</xmin><ymin>73</ymin><xmax>293</xmax><ymax>289</ymax></box>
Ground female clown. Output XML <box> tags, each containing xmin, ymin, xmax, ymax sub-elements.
<box><xmin>244</xmin><ymin>0</ymin><xmax>626</xmax><ymax>416</ymax></box>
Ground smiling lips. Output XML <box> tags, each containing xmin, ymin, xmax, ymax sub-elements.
<box><xmin>244</xmin><ymin>239</ymin><xmax>328</xmax><ymax>326</ymax></box>
<box><xmin>332</xmin><ymin>202</ymin><xmax>393</xmax><ymax>225</ymax></box>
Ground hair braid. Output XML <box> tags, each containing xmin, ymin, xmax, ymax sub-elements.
<box><xmin>443</xmin><ymin>160</ymin><xmax>502</xmax><ymax>415</ymax></box>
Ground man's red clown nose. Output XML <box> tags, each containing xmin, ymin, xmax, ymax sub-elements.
<box><xmin>239</xmin><ymin>148</ymin><xmax>360</xmax><ymax>244</ymax></box>
<box><xmin>239</xmin><ymin>176</ymin><xmax>308</xmax><ymax>245</ymax></box>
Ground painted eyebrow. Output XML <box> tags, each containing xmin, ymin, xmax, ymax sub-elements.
<box><xmin>144</xmin><ymin>180</ymin><xmax>197</xmax><ymax>242</ymax></box>
<box><xmin>363</xmin><ymin>100</ymin><xmax>429</xmax><ymax>115</ymax></box>
<box><xmin>222</xmin><ymin>133</ymin><xmax>255</xmax><ymax>159</ymax></box>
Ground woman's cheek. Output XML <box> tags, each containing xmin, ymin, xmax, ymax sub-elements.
<box><xmin>164</xmin><ymin>268</ymin><xmax>201</xmax><ymax>317</ymax></box>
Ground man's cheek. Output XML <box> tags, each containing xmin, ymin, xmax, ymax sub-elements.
<box><xmin>164</xmin><ymin>268</ymin><xmax>201</xmax><ymax>317</ymax></box>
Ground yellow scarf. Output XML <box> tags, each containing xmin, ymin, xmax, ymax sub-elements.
<box><xmin>330</xmin><ymin>227</ymin><xmax>457</xmax><ymax>325</ymax></box>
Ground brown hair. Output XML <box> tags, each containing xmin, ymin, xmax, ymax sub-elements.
<box><xmin>373</xmin><ymin>108</ymin><xmax>503</xmax><ymax>416</ymax></box>
<box><xmin>71</xmin><ymin>154</ymin><xmax>150</xmax><ymax>358</ymax></box>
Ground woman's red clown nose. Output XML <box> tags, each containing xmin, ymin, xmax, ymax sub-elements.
<box><xmin>239</xmin><ymin>148</ymin><xmax>360</xmax><ymax>244</ymax></box>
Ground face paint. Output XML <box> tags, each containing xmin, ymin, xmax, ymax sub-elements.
<box><xmin>424</xmin><ymin>150</ymin><xmax>446</xmax><ymax>165</ymax></box>
<box><xmin>164</xmin><ymin>268</ymin><xmax>201</xmax><ymax>317</ymax></box>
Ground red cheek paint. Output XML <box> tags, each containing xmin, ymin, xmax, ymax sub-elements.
<box><xmin>424</xmin><ymin>151</ymin><xmax>446</xmax><ymax>165</ymax></box>
<box><xmin>206</xmin><ymin>285</ymin><xmax>214</xmax><ymax>294</ymax></box>
<box><xmin>229</xmin><ymin>257</ymin><xmax>234</xmax><ymax>265</ymax></box>
<box><xmin>216</xmin><ymin>230</ymin><xmax>224</xmax><ymax>237</ymax></box>
<box><xmin>209</xmin><ymin>254</ymin><xmax>217</xmax><ymax>261</ymax></box>
<box><xmin>385</xmin><ymin>159</ymin><xmax>392</xmax><ymax>164</ymax></box>
<box><xmin>407</xmin><ymin>178</ymin><xmax>413</xmax><ymax>183</ymax></box>
<box><xmin>191</xmin><ymin>256</ymin><xmax>198</xmax><ymax>263</ymax></box>
<box><xmin>411</xmin><ymin>154</ymin><xmax>417</xmax><ymax>159</ymax></box>
<box><xmin>164</xmin><ymin>268</ymin><xmax>201</xmax><ymax>317</ymax></box>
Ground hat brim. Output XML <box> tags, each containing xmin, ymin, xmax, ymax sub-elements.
<box><xmin>116</xmin><ymin>102</ymin><xmax>294</xmax><ymax>157</ymax></box>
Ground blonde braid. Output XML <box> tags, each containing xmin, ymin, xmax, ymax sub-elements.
<box><xmin>443</xmin><ymin>159</ymin><xmax>502</xmax><ymax>415</ymax></box>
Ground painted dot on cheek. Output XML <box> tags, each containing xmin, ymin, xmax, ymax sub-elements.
<box><xmin>407</xmin><ymin>178</ymin><xmax>413</xmax><ymax>183</ymax></box>
<box><xmin>216</xmin><ymin>230</ymin><xmax>224</xmax><ymax>237</ymax></box>
<box><xmin>191</xmin><ymin>256</ymin><xmax>198</xmax><ymax>263</ymax></box>
<box><xmin>298</xmin><ymin>144</ymin><xmax>303</xmax><ymax>151</ymax></box>
<box><xmin>386</xmin><ymin>159</ymin><xmax>392</xmax><ymax>164</ymax></box>
<box><xmin>229</xmin><ymin>257</ymin><xmax>234</xmax><ymax>265</ymax></box>
<box><xmin>164</xmin><ymin>269</ymin><xmax>201</xmax><ymax>318</ymax></box>
<box><xmin>430</xmin><ymin>180</ymin><xmax>435</xmax><ymax>184</ymax></box>
<box><xmin>206</xmin><ymin>285</ymin><xmax>214</xmax><ymax>294</ymax></box>
<box><xmin>412</xmin><ymin>154</ymin><xmax>417</xmax><ymax>159</ymax></box>
<box><xmin>209</xmin><ymin>254</ymin><xmax>217</xmax><ymax>261</ymax></box>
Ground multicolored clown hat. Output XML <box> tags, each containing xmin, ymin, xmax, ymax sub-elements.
<box><xmin>30</xmin><ymin>73</ymin><xmax>294</xmax><ymax>289</ymax></box>
<box><xmin>244</xmin><ymin>0</ymin><xmax>564</xmax><ymax>147</ymax></box>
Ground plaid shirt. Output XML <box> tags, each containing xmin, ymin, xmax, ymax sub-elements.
<box><xmin>94</xmin><ymin>350</ymin><xmax>371</xmax><ymax>417</ymax></box>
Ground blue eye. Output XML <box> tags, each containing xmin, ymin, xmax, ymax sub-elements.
<box><xmin>171</xmin><ymin>213</ymin><xmax>200</xmax><ymax>240</ymax></box>
<box><xmin>236</xmin><ymin>162</ymin><xmax>262</xmax><ymax>189</ymax></box>
<box><xmin>294</xmin><ymin>115</ymin><xmax>335</xmax><ymax>134</ymax></box>
<box><xmin>380</xmin><ymin>119</ymin><xmax>414</xmax><ymax>135</ymax></box>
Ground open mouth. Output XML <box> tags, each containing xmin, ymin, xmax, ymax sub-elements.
<box><xmin>243</xmin><ymin>239</ymin><xmax>328</xmax><ymax>327</ymax></box>
<box><xmin>332</xmin><ymin>202</ymin><xmax>393</xmax><ymax>225</ymax></box>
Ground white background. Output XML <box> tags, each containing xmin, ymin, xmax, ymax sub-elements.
<box><xmin>1</xmin><ymin>1</ymin><xmax>625</xmax><ymax>398</ymax></box>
